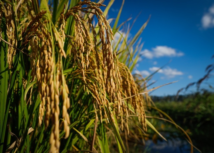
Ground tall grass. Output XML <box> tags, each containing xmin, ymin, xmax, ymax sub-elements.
<box><xmin>0</xmin><ymin>0</ymin><xmax>152</xmax><ymax>152</ymax></box>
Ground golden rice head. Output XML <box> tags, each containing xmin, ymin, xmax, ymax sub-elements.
<box><xmin>30</xmin><ymin>36</ymin><xmax>39</xmax><ymax>80</ymax></box>
<box><xmin>37</xmin><ymin>41</ymin><xmax>49</xmax><ymax>126</ymax></box>
<box><xmin>66</xmin><ymin>1</ymin><xmax>120</xmax><ymax>122</ymax></box>
<box><xmin>117</xmin><ymin>62</ymin><xmax>147</xmax><ymax>132</ymax></box>
<box><xmin>64</xmin><ymin>0</ymin><xmax>147</xmax><ymax>139</ymax></box>
<box><xmin>62</xmin><ymin>75</ymin><xmax>71</xmax><ymax>138</ymax></box>
<box><xmin>2</xmin><ymin>3</ymin><xmax>17</xmax><ymax>69</ymax></box>
<box><xmin>24</xmin><ymin>5</ymin><xmax>67</xmax><ymax>153</ymax></box>
<box><xmin>64</xmin><ymin>10</ymin><xmax>94</xmax><ymax>83</ymax></box>
<box><xmin>28</xmin><ymin>24</ymin><xmax>54</xmax><ymax>128</ymax></box>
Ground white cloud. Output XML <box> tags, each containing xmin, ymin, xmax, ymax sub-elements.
<box><xmin>149</xmin><ymin>66</ymin><xmax>183</xmax><ymax>78</ymax></box>
<box><xmin>141</xmin><ymin>49</ymin><xmax>153</xmax><ymax>59</ymax></box>
<box><xmin>210</xmin><ymin>5</ymin><xmax>214</xmax><ymax>14</ymax></box>
<box><xmin>135</xmin><ymin>70</ymin><xmax>150</xmax><ymax>77</ymax></box>
<box><xmin>201</xmin><ymin>5</ymin><xmax>214</xmax><ymax>29</ymax></box>
<box><xmin>141</xmin><ymin>46</ymin><xmax>184</xmax><ymax>59</ymax></box>
<box><xmin>188</xmin><ymin>75</ymin><xmax>193</xmax><ymax>79</ymax></box>
<box><xmin>151</xmin><ymin>80</ymin><xmax>156</xmax><ymax>83</ymax></box>
<box><xmin>113</xmin><ymin>30</ymin><xmax>125</xmax><ymax>41</ymax></box>
<box><xmin>138</xmin><ymin>57</ymin><xmax>142</xmax><ymax>62</ymax></box>
<box><xmin>149</xmin><ymin>67</ymin><xmax>163</xmax><ymax>73</ymax></box>
<box><xmin>136</xmin><ymin>64</ymin><xmax>139</xmax><ymax>67</ymax></box>
<box><xmin>153</xmin><ymin>61</ymin><xmax>157</xmax><ymax>65</ymax></box>
<box><xmin>112</xmin><ymin>30</ymin><xmax>126</xmax><ymax>47</ymax></box>
<box><xmin>202</xmin><ymin>14</ymin><xmax>213</xmax><ymax>28</ymax></box>
<box><xmin>161</xmin><ymin>76</ymin><xmax>165</xmax><ymax>80</ymax></box>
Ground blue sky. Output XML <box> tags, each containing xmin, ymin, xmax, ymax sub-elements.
<box><xmin>101</xmin><ymin>0</ymin><xmax>214</xmax><ymax>96</ymax></box>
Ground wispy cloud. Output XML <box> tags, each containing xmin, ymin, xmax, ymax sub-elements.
<box><xmin>111</xmin><ymin>8</ymin><xmax>119</xmax><ymax>12</ymax></box>
<box><xmin>201</xmin><ymin>4</ymin><xmax>214</xmax><ymax>29</ymax></box>
<box><xmin>134</xmin><ymin>70</ymin><xmax>150</xmax><ymax>77</ymax></box>
<box><xmin>188</xmin><ymin>75</ymin><xmax>193</xmax><ymax>79</ymax></box>
<box><xmin>149</xmin><ymin>66</ymin><xmax>183</xmax><ymax>78</ymax></box>
<box><xmin>153</xmin><ymin>61</ymin><xmax>157</xmax><ymax>65</ymax></box>
<box><xmin>141</xmin><ymin>46</ymin><xmax>184</xmax><ymax>59</ymax></box>
<box><xmin>112</xmin><ymin>30</ymin><xmax>126</xmax><ymax>45</ymax></box>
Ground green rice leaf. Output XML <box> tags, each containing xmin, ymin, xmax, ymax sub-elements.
<box><xmin>128</xmin><ymin>16</ymin><xmax>150</xmax><ymax>47</ymax></box>
<box><xmin>105</xmin><ymin>107</ymin><xmax>126</xmax><ymax>152</ymax></box>
<box><xmin>112</xmin><ymin>0</ymin><xmax>125</xmax><ymax>34</ymax></box>
<box><xmin>146</xmin><ymin>119</ymin><xmax>167</xmax><ymax>141</ymax></box>
<box><xmin>24</xmin><ymin>81</ymin><xmax>36</xmax><ymax>101</ymax></box>
<box><xmin>40</xmin><ymin>0</ymin><xmax>52</xmax><ymax>21</ymax></box>
<box><xmin>73</xmin><ymin>127</ymin><xmax>88</xmax><ymax>142</ymax></box>
<box><xmin>103</xmin><ymin>0</ymin><xmax>114</xmax><ymax>18</ymax></box>
<box><xmin>54</xmin><ymin>0</ymin><xmax>69</xmax><ymax>24</ymax></box>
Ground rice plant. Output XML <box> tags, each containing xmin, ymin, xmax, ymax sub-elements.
<box><xmin>0</xmin><ymin>0</ymin><xmax>151</xmax><ymax>152</ymax></box>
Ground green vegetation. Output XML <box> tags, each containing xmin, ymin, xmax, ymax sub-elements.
<box><xmin>151</xmin><ymin>91</ymin><xmax>214</xmax><ymax>153</ymax></box>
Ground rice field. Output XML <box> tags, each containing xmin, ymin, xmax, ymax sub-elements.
<box><xmin>0</xmin><ymin>0</ymin><xmax>197</xmax><ymax>153</ymax></box>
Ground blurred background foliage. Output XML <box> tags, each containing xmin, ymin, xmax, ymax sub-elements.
<box><xmin>147</xmin><ymin>56</ymin><xmax>214</xmax><ymax>153</ymax></box>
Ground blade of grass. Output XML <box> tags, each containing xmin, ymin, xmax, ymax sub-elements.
<box><xmin>40</xmin><ymin>0</ymin><xmax>52</xmax><ymax>21</ymax></box>
<box><xmin>146</xmin><ymin>119</ymin><xmax>167</xmax><ymax>141</ymax></box>
<box><xmin>112</xmin><ymin>0</ymin><xmax>125</xmax><ymax>34</ymax></box>
<box><xmin>103</xmin><ymin>0</ymin><xmax>114</xmax><ymax>18</ymax></box>
<box><xmin>24</xmin><ymin>80</ymin><xmax>36</xmax><ymax>101</ymax></box>
<box><xmin>97</xmin><ymin>123</ymin><xmax>110</xmax><ymax>153</ymax></box>
<box><xmin>105</xmin><ymin>106</ymin><xmax>126</xmax><ymax>152</ymax></box>
<box><xmin>128</xmin><ymin>16</ymin><xmax>150</xmax><ymax>47</ymax></box>
<box><xmin>52</xmin><ymin>0</ymin><xmax>59</xmax><ymax>24</ymax></box>
<box><xmin>122</xmin><ymin>81</ymin><xmax>178</xmax><ymax>101</ymax></box>
<box><xmin>146</xmin><ymin>116</ymin><xmax>198</xmax><ymax>153</ymax></box>
<box><xmin>32</xmin><ymin>0</ymin><xmax>39</xmax><ymax>15</ymax></box>
<box><xmin>73</xmin><ymin>127</ymin><xmax>88</xmax><ymax>142</ymax></box>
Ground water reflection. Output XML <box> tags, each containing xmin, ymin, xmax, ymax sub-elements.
<box><xmin>144</xmin><ymin>138</ymin><xmax>200</xmax><ymax>153</ymax></box>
